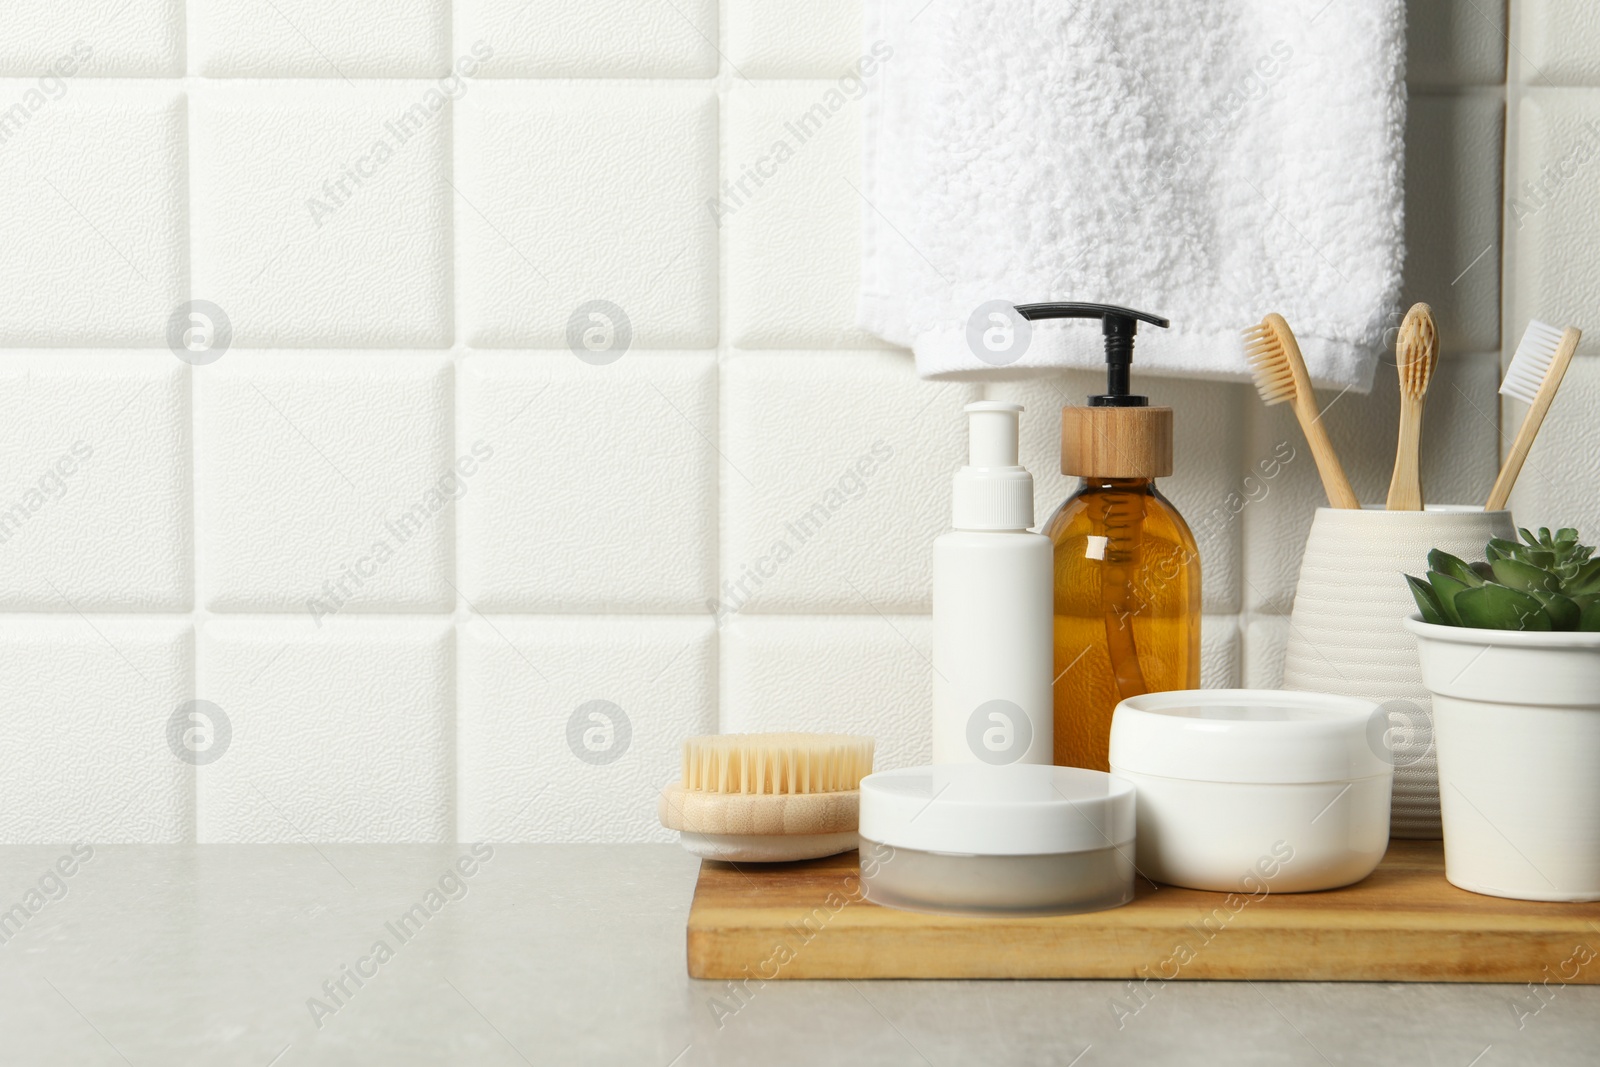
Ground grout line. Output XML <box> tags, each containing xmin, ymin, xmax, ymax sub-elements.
<box><xmin>1500</xmin><ymin>0</ymin><xmax>1519</xmax><ymax>471</ymax></box>
<box><xmin>715</xmin><ymin>0</ymin><xmax>732</xmax><ymax>737</ymax></box>
<box><xmin>183</xmin><ymin>39</ymin><xmax>202</xmax><ymax>848</ymax></box>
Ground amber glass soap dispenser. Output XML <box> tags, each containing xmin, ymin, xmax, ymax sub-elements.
<box><xmin>1016</xmin><ymin>302</ymin><xmax>1201</xmax><ymax>772</ymax></box>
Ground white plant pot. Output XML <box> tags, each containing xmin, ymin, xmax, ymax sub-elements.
<box><xmin>1407</xmin><ymin>616</ymin><xmax>1600</xmax><ymax>901</ymax></box>
<box><xmin>1281</xmin><ymin>506</ymin><xmax>1515</xmax><ymax>838</ymax></box>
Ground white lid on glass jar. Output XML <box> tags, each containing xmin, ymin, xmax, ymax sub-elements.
<box><xmin>1108</xmin><ymin>689</ymin><xmax>1392</xmax><ymax>785</ymax></box>
<box><xmin>858</xmin><ymin>764</ymin><xmax>1134</xmax><ymax>856</ymax></box>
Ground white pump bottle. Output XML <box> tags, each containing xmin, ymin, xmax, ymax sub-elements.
<box><xmin>932</xmin><ymin>402</ymin><xmax>1054</xmax><ymax>766</ymax></box>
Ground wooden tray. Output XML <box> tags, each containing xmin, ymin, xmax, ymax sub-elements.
<box><xmin>686</xmin><ymin>841</ymin><xmax>1600</xmax><ymax>981</ymax></box>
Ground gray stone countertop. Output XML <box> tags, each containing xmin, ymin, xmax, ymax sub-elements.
<box><xmin>1</xmin><ymin>844</ymin><xmax>1596</xmax><ymax>1065</ymax></box>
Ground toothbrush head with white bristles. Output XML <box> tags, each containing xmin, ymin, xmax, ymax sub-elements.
<box><xmin>1485</xmin><ymin>319</ymin><xmax>1583</xmax><ymax>510</ymax></box>
<box><xmin>1499</xmin><ymin>319</ymin><xmax>1570</xmax><ymax>405</ymax></box>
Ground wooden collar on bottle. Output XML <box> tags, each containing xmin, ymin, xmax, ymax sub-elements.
<box><xmin>1061</xmin><ymin>406</ymin><xmax>1174</xmax><ymax>479</ymax></box>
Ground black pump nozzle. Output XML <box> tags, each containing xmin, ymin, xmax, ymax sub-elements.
<box><xmin>1013</xmin><ymin>302</ymin><xmax>1170</xmax><ymax>408</ymax></box>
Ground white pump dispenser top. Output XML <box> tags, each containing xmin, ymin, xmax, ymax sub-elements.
<box><xmin>934</xmin><ymin>401</ymin><xmax>1052</xmax><ymax>765</ymax></box>
<box><xmin>952</xmin><ymin>402</ymin><xmax>1035</xmax><ymax>531</ymax></box>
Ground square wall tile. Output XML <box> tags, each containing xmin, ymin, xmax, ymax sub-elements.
<box><xmin>1508</xmin><ymin>91</ymin><xmax>1600</xmax><ymax>355</ymax></box>
<box><xmin>455</xmin><ymin>0</ymin><xmax>718</xmax><ymax>77</ymax></box>
<box><xmin>726</xmin><ymin>81</ymin><xmax>886</xmax><ymax>348</ymax></box>
<box><xmin>195</xmin><ymin>353</ymin><xmax>453</xmax><ymax>615</ymax></box>
<box><xmin>1243</xmin><ymin>353</ymin><xmax>1502</xmax><ymax>613</ymax></box>
<box><xmin>1244</xmin><ymin>615</ymin><xmax>1290</xmax><ymax>689</ymax></box>
<box><xmin>991</xmin><ymin>374</ymin><xmax>1250</xmax><ymax>615</ymax></box>
<box><xmin>1507</xmin><ymin>355</ymin><xmax>1600</xmax><ymax>537</ymax></box>
<box><xmin>1519</xmin><ymin>0</ymin><xmax>1600</xmax><ymax>85</ymax></box>
<box><xmin>1404</xmin><ymin>94</ymin><xmax>1504</xmax><ymax>353</ymax></box>
<box><xmin>191</xmin><ymin>0</ymin><xmax>449</xmax><ymax>78</ymax></box>
<box><xmin>1201</xmin><ymin>615</ymin><xmax>1242</xmax><ymax>689</ymax></box>
<box><xmin>727</xmin><ymin>0</ymin><xmax>864</xmax><ymax>77</ymax></box>
<box><xmin>0</xmin><ymin>354</ymin><xmax>189</xmax><ymax>610</ymax></box>
<box><xmin>1406</xmin><ymin>0</ymin><xmax>1506</xmax><ymax>87</ymax></box>
<box><xmin>458</xmin><ymin>616</ymin><xmax>715</xmax><ymax>841</ymax></box>
<box><xmin>197</xmin><ymin>618</ymin><xmax>453</xmax><ymax>842</ymax></box>
<box><xmin>191</xmin><ymin>82</ymin><xmax>451</xmax><ymax>348</ymax></box>
<box><xmin>458</xmin><ymin>354</ymin><xmax>717</xmax><ymax>612</ymax></box>
<box><xmin>457</xmin><ymin>82</ymin><xmax>717</xmax><ymax>348</ymax></box>
<box><xmin>0</xmin><ymin>2</ymin><xmax>181</xmax><ymax>76</ymax></box>
<box><xmin>722</xmin><ymin>352</ymin><xmax>977</xmax><ymax>615</ymax></box>
<box><xmin>0</xmin><ymin>618</ymin><xmax>191</xmax><ymax>842</ymax></box>
<box><xmin>722</xmin><ymin>615</ymin><xmax>932</xmax><ymax>771</ymax></box>
<box><xmin>0</xmin><ymin>83</ymin><xmax>184</xmax><ymax>346</ymax></box>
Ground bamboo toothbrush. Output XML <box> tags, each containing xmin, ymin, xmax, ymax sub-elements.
<box><xmin>1242</xmin><ymin>313</ymin><xmax>1361</xmax><ymax>509</ymax></box>
<box><xmin>1485</xmin><ymin>320</ymin><xmax>1583</xmax><ymax>510</ymax></box>
<box><xmin>1385</xmin><ymin>303</ymin><xmax>1439</xmax><ymax>511</ymax></box>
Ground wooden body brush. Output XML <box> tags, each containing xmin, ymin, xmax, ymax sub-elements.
<box><xmin>659</xmin><ymin>733</ymin><xmax>874</xmax><ymax>862</ymax></box>
<box><xmin>1242</xmin><ymin>313</ymin><xmax>1360</xmax><ymax>508</ymax></box>
<box><xmin>1386</xmin><ymin>303</ymin><xmax>1439</xmax><ymax>511</ymax></box>
<box><xmin>1485</xmin><ymin>320</ymin><xmax>1582</xmax><ymax>510</ymax></box>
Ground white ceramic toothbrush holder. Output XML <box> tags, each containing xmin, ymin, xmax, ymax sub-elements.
<box><xmin>1280</xmin><ymin>505</ymin><xmax>1515</xmax><ymax>839</ymax></box>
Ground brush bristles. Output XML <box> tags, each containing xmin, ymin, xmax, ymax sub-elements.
<box><xmin>1500</xmin><ymin>320</ymin><xmax>1568</xmax><ymax>405</ymax></box>
<box><xmin>1241</xmin><ymin>319</ymin><xmax>1296</xmax><ymax>406</ymax></box>
<box><xmin>1396</xmin><ymin>303</ymin><xmax>1439</xmax><ymax>399</ymax></box>
<box><xmin>681</xmin><ymin>733</ymin><xmax>874</xmax><ymax>795</ymax></box>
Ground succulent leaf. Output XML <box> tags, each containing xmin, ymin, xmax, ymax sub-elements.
<box><xmin>1408</xmin><ymin>528</ymin><xmax>1599</xmax><ymax>630</ymax></box>
<box><xmin>1530</xmin><ymin>590</ymin><xmax>1582</xmax><ymax>631</ymax></box>
<box><xmin>1568</xmin><ymin>559</ymin><xmax>1600</xmax><ymax>597</ymax></box>
<box><xmin>1407</xmin><ymin>574</ymin><xmax>1447</xmax><ymax>626</ymax></box>
<box><xmin>1490</xmin><ymin>557</ymin><xmax>1560</xmax><ymax>594</ymax></box>
<box><xmin>1487</xmin><ymin>537</ymin><xmax>1521</xmax><ymax>559</ymax></box>
<box><xmin>1426</xmin><ymin>571</ymin><xmax>1469</xmax><ymax>626</ymax></box>
<box><xmin>1429</xmin><ymin>550</ymin><xmax>1484</xmax><ymax>588</ymax></box>
<box><xmin>1454</xmin><ymin>585</ymin><xmax>1552</xmax><ymax>631</ymax></box>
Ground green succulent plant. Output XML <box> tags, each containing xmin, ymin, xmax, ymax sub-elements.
<box><xmin>1406</xmin><ymin>527</ymin><xmax>1600</xmax><ymax>632</ymax></box>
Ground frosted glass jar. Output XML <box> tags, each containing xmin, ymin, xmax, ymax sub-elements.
<box><xmin>1109</xmin><ymin>689</ymin><xmax>1392</xmax><ymax>893</ymax></box>
<box><xmin>858</xmin><ymin>764</ymin><xmax>1135</xmax><ymax>916</ymax></box>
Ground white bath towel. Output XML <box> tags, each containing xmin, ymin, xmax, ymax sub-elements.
<box><xmin>859</xmin><ymin>0</ymin><xmax>1407</xmax><ymax>391</ymax></box>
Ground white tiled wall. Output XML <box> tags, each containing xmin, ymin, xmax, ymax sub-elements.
<box><xmin>0</xmin><ymin>2</ymin><xmax>1583</xmax><ymax>843</ymax></box>
<box><xmin>1505</xmin><ymin>1</ymin><xmax>1600</xmax><ymax>542</ymax></box>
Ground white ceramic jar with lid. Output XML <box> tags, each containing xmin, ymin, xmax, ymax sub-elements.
<box><xmin>858</xmin><ymin>764</ymin><xmax>1135</xmax><ymax>916</ymax></box>
<box><xmin>1108</xmin><ymin>689</ymin><xmax>1392</xmax><ymax>893</ymax></box>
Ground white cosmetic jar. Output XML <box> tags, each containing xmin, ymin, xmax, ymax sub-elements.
<box><xmin>1108</xmin><ymin>689</ymin><xmax>1393</xmax><ymax>893</ymax></box>
<box><xmin>858</xmin><ymin>764</ymin><xmax>1135</xmax><ymax>916</ymax></box>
